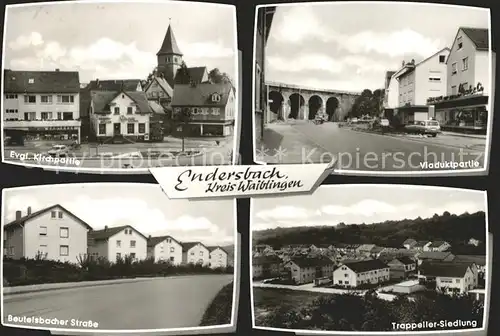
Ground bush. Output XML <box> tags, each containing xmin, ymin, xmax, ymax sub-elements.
<box><xmin>199</xmin><ymin>282</ymin><xmax>234</xmax><ymax>326</ymax></box>
<box><xmin>3</xmin><ymin>256</ymin><xmax>233</xmax><ymax>287</ymax></box>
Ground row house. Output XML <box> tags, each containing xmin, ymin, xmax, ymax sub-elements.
<box><xmin>89</xmin><ymin>90</ymin><xmax>153</xmax><ymax>143</ymax></box>
<box><xmin>285</xmin><ymin>256</ymin><xmax>335</xmax><ymax>285</ymax></box>
<box><xmin>170</xmin><ymin>82</ymin><xmax>236</xmax><ymax>137</ymax></box>
<box><xmin>387</xmin><ymin>256</ymin><xmax>417</xmax><ymax>280</ymax></box>
<box><xmin>383</xmin><ymin>48</ymin><xmax>450</xmax><ymax>124</ymax></box>
<box><xmin>88</xmin><ymin>225</ymin><xmax>148</xmax><ymax>262</ymax></box>
<box><xmin>333</xmin><ymin>259</ymin><xmax>390</xmax><ymax>288</ymax></box>
<box><xmin>254</xmin><ymin>6</ymin><xmax>276</xmax><ymax>143</ymax></box>
<box><xmin>3</xmin><ymin>205</ymin><xmax>92</xmax><ymax>263</ymax></box>
<box><xmin>3</xmin><ymin>69</ymin><xmax>82</xmax><ymax>144</ymax></box>
<box><xmin>428</xmin><ymin>27</ymin><xmax>490</xmax><ymax>134</ymax></box>
<box><xmin>418</xmin><ymin>262</ymin><xmax>476</xmax><ymax>295</ymax></box>
<box><xmin>252</xmin><ymin>255</ymin><xmax>284</xmax><ymax>279</ymax></box>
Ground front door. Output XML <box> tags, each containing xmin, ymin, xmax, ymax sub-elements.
<box><xmin>113</xmin><ymin>123</ymin><xmax>121</xmax><ymax>135</ymax></box>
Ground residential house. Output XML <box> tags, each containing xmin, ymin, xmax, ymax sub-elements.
<box><xmin>175</xmin><ymin>66</ymin><xmax>210</xmax><ymax>85</ymax></box>
<box><xmin>356</xmin><ymin>244</ymin><xmax>376</xmax><ymax>256</ymax></box>
<box><xmin>3</xmin><ymin>69</ymin><xmax>82</xmax><ymax>144</ymax></box>
<box><xmin>424</xmin><ymin>241</ymin><xmax>451</xmax><ymax>252</ymax></box>
<box><xmin>403</xmin><ymin>238</ymin><xmax>417</xmax><ymax>249</ymax></box>
<box><xmin>3</xmin><ymin>205</ymin><xmax>93</xmax><ymax>263</ymax></box>
<box><xmin>413</xmin><ymin>241</ymin><xmax>431</xmax><ymax>251</ymax></box>
<box><xmin>419</xmin><ymin>262</ymin><xmax>476</xmax><ymax>294</ymax></box>
<box><xmin>387</xmin><ymin>256</ymin><xmax>417</xmax><ymax>279</ymax></box>
<box><xmin>453</xmin><ymin>254</ymin><xmax>487</xmax><ymax>274</ymax></box>
<box><xmin>254</xmin><ymin>6</ymin><xmax>276</xmax><ymax>142</ymax></box>
<box><xmin>386</xmin><ymin>48</ymin><xmax>450</xmax><ymax>124</ymax></box>
<box><xmin>333</xmin><ymin>259</ymin><xmax>390</xmax><ymax>288</ymax></box>
<box><xmin>253</xmin><ymin>244</ymin><xmax>274</xmax><ymax>254</ymax></box>
<box><xmin>429</xmin><ymin>27</ymin><xmax>490</xmax><ymax>134</ymax></box>
<box><xmin>88</xmin><ymin>225</ymin><xmax>148</xmax><ymax>262</ymax></box>
<box><xmin>146</xmin><ymin>235</ymin><xmax>183</xmax><ymax>265</ymax></box>
<box><xmin>208</xmin><ymin>246</ymin><xmax>228</xmax><ymax>269</ymax></box>
<box><xmin>181</xmin><ymin>242</ymin><xmax>210</xmax><ymax>266</ymax></box>
<box><xmin>417</xmin><ymin>251</ymin><xmax>455</xmax><ymax>266</ymax></box>
<box><xmin>285</xmin><ymin>256</ymin><xmax>335</xmax><ymax>285</ymax></box>
<box><xmin>144</xmin><ymin>75</ymin><xmax>173</xmax><ymax>109</ymax></box>
<box><xmin>171</xmin><ymin>82</ymin><xmax>235</xmax><ymax>137</ymax></box>
<box><xmin>89</xmin><ymin>90</ymin><xmax>153</xmax><ymax>142</ymax></box>
<box><xmin>252</xmin><ymin>255</ymin><xmax>283</xmax><ymax>279</ymax></box>
<box><xmin>468</xmin><ymin>238</ymin><xmax>481</xmax><ymax>246</ymax></box>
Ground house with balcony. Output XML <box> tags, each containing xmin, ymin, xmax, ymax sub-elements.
<box><xmin>89</xmin><ymin>90</ymin><xmax>153</xmax><ymax>143</ymax></box>
<box><xmin>427</xmin><ymin>27</ymin><xmax>490</xmax><ymax>134</ymax></box>
<box><xmin>146</xmin><ymin>235</ymin><xmax>183</xmax><ymax>265</ymax></box>
<box><xmin>87</xmin><ymin>225</ymin><xmax>148</xmax><ymax>262</ymax></box>
<box><xmin>181</xmin><ymin>242</ymin><xmax>210</xmax><ymax>266</ymax></box>
<box><xmin>255</xmin><ymin>6</ymin><xmax>276</xmax><ymax>143</ymax></box>
<box><xmin>385</xmin><ymin>48</ymin><xmax>450</xmax><ymax>125</ymax></box>
<box><xmin>3</xmin><ymin>204</ymin><xmax>93</xmax><ymax>263</ymax></box>
<box><xmin>208</xmin><ymin>246</ymin><xmax>228</xmax><ymax>269</ymax></box>
<box><xmin>333</xmin><ymin>259</ymin><xmax>390</xmax><ymax>288</ymax></box>
<box><xmin>3</xmin><ymin>69</ymin><xmax>82</xmax><ymax>144</ymax></box>
<box><xmin>171</xmin><ymin>82</ymin><xmax>235</xmax><ymax>137</ymax></box>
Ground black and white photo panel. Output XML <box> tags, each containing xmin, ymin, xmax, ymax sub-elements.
<box><xmin>1</xmin><ymin>183</ymin><xmax>238</xmax><ymax>334</ymax></box>
<box><xmin>253</xmin><ymin>2</ymin><xmax>494</xmax><ymax>177</ymax></box>
<box><xmin>2</xmin><ymin>0</ymin><xmax>239</xmax><ymax>174</ymax></box>
<box><xmin>251</xmin><ymin>185</ymin><xmax>491</xmax><ymax>334</ymax></box>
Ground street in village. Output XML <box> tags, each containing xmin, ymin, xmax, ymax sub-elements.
<box><xmin>259</xmin><ymin>121</ymin><xmax>486</xmax><ymax>172</ymax></box>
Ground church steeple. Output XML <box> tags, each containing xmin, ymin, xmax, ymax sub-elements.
<box><xmin>157</xmin><ymin>21</ymin><xmax>183</xmax><ymax>87</ymax></box>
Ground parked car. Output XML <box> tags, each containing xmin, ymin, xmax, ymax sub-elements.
<box><xmin>405</xmin><ymin>120</ymin><xmax>441</xmax><ymax>137</ymax></box>
<box><xmin>47</xmin><ymin>144</ymin><xmax>70</xmax><ymax>157</ymax></box>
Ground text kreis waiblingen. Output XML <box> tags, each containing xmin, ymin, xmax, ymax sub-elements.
<box><xmin>175</xmin><ymin>167</ymin><xmax>304</xmax><ymax>193</ymax></box>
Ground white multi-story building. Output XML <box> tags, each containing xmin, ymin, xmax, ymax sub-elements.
<box><xmin>88</xmin><ymin>225</ymin><xmax>148</xmax><ymax>262</ymax></box>
<box><xmin>3</xmin><ymin>204</ymin><xmax>93</xmax><ymax>263</ymax></box>
<box><xmin>89</xmin><ymin>90</ymin><xmax>153</xmax><ymax>142</ymax></box>
<box><xmin>146</xmin><ymin>235</ymin><xmax>183</xmax><ymax>265</ymax></box>
<box><xmin>333</xmin><ymin>259</ymin><xmax>390</xmax><ymax>288</ymax></box>
<box><xmin>181</xmin><ymin>242</ymin><xmax>210</xmax><ymax>266</ymax></box>
<box><xmin>419</xmin><ymin>262</ymin><xmax>476</xmax><ymax>295</ymax></box>
<box><xmin>208</xmin><ymin>246</ymin><xmax>229</xmax><ymax>268</ymax></box>
<box><xmin>3</xmin><ymin>69</ymin><xmax>82</xmax><ymax>143</ymax></box>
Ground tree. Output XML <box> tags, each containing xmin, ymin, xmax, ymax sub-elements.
<box><xmin>208</xmin><ymin>68</ymin><xmax>233</xmax><ymax>86</ymax></box>
<box><xmin>176</xmin><ymin>61</ymin><xmax>191</xmax><ymax>85</ymax></box>
<box><xmin>173</xmin><ymin>107</ymin><xmax>192</xmax><ymax>152</ymax></box>
<box><xmin>349</xmin><ymin>89</ymin><xmax>385</xmax><ymax>118</ymax></box>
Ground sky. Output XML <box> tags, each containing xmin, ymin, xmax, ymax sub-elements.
<box><xmin>4</xmin><ymin>1</ymin><xmax>236</xmax><ymax>83</ymax></box>
<box><xmin>265</xmin><ymin>2</ymin><xmax>490</xmax><ymax>92</ymax></box>
<box><xmin>3</xmin><ymin>184</ymin><xmax>235</xmax><ymax>246</ymax></box>
<box><xmin>253</xmin><ymin>185</ymin><xmax>486</xmax><ymax>231</ymax></box>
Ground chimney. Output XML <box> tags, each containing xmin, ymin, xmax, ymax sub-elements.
<box><xmin>96</xmin><ymin>78</ymin><xmax>100</xmax><ymax>87</ymax></box>
<box><xmin>148</xmin><ymin>235</ymin><xmax>152</xmax><ymax>239</ymax></box>
<box><xmin>27</xmin><ymin>207</ymin><xmax>32</xmax><ymax>215</ymax></box>
<box><xmin>55</xmin><ymin>68</ymin><xmax>60</xmax><ymax>72</ymax></box>
<box><xmin>104</xmin><ymin>225</ymin><xmax>108</xmax><ymax>231</ymax></box>
<box><xmin>16</xmin><ymin>211</ymin><xmax>22</xmax><ymax>220</ymax></box>
<box><xmin>411</xmin><ymin>59</ymin><xmax>415</xmax><ymax>65</ymax></box>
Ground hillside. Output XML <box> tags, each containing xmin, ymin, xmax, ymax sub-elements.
<box><xmin>253</xmin><ymin>211</ymin><xmax>486</xmax><ymax>255</ymax></box>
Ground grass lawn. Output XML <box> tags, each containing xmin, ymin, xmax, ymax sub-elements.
<box><xmin>199</xmin><ymin>282</ymin><xmax>234</xmax><ymax>326</ymax></box>
<box><xmin>252</xmin><ymin>287</ymin><xmax>335</xmax><ymax>325</ymax></box>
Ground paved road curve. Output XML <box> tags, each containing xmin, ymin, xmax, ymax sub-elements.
<box><xmin>3</xmin><ymin>274</ymin><xmax>233</xmax><ymax>331</ymax></box>
<box><xmin>265</xmin><ymin>123</ymin><xmax>486</xmax><ymax>172</ymax></box>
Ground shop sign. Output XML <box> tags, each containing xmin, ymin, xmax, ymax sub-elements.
<box><xmin>119</xmin><ymin>115</ymin><xmax>138</xmax><ymax>122</ymax></box>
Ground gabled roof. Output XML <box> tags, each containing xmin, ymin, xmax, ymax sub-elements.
<box><xmin>420</xmin><ymin>262</ymin><xmax>470</xmax><ymax>278</ymax></box>
<box><xmin>144</xmin><ymin>76</ymin><xmax>173</xmax><ymax>97</ymax></box>
<box><xmin>90</xmin><ymin>90</ymin><xmax>152</xmax><ymax>114</ymax></box>
<box><xmin>428</xmin><ymin>241</ymin><xmax>449</xmax><ymax>248</ymax></box>
<box><xmin>4</xmin><ymin>204</ymin><xmax>93</xmax><ymax>231</ymax></box>
<box><xmin>253</xmin><ymin>255</ymin><xmax>281</xmax><ymax>265</ymax></box>
<box><xmin>453</xmin><ymin>255</ymin><xmax>487</xmax><ymax>266</ymax></box>
<box><xmin>418</xmin><ymin>251</ymin><xmax>453</xmax><ymax>260</ymax></box>
<box><xmin>4</xmin><ymin>69</ymin><xmax>80</xmax><ymax>94</ymax></box>
<box><xmin>289</xmin><ymin>256</ymin><xmax>334</xmax><ymax>268</ymax></box>
<box><xmin>207</xmin><ymin>246</ymin><xmax>228</xmax><ymax>254</ymax></box>
<box><xmin>395</xmin><ymin>48</ymin><xmax>450</xmax><ymax>79</ymax></box>
<box><xmin>147</xmin><ymin>235</ymin><xmax>181</xmax><ymax>247</ymax></box>
<box><xmin>148</xmin><ymin>101</ymin><xmax>166</xmax><ymax>114</ymax></box>
<box><xmin>340</xmin><ymin>259</ymin><xmax>388</xmax><ymax>273</ymax></box>
<box><xmin>460</xmin><ymin>27</ymin><xmax>489</xmax><ymax>51</ymax></box>
<box><xmin>87</xmin><ymin>79</ymin><xmax>142</xmax><ymax>92</ymax></box>
<box><xmin>157</xmin><ymin>24</ymin><xmax>183</xmax><ymax>56</ymax></box>
<box><xmin>181</xmin><ymin>241</ymin><xmax>208</xmax><ymax>251</ymax></box>
<box><xmin>174</xmin><ymin>66</ymin><xmax>209</xmax><ymax>85</ymax></box>
<box><xmin>89</xmin><ymin>225</ymin><xmax>147</xmax><ymax>241</ymax></box>
<box><xmin>171</xmin><ymin>82</ymin><xmax>233</xmax><ymax>107</ymax></box>
<box><xmin>389</xmin><ymin>256</ymin><xmax>415</xmax><ymax>265</ymax></box>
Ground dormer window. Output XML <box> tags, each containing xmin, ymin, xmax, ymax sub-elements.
<box><xmin>211</xmin><ymin>93</ymin><xmax>221</xmax><ymax>103</ymax></box>
<box><xmin>28</xmin><ymin>78</ymin><xmax>34</xmax><ymax>84</ymax></box>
